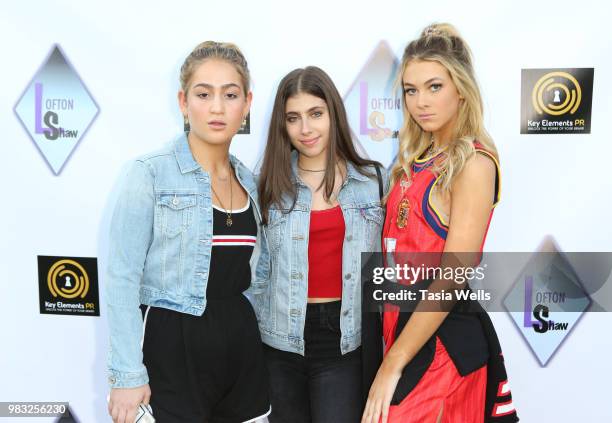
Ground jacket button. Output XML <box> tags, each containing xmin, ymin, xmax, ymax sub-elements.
<box><xmin>290</xmin><ymin>309</ymin><xmax>301</xmax><ymax>317</ymax></box>
<box><xmin>346</xmin><ymin>235</ymin><xmax>353</xmax><ymax>242</ymax></box>
<box><xmin>344</xmin><ymin>273</ymin><xmax>351</xmax><ymax>280</ymax></box>
<box><xmin>108</xmin><ymin>376</ymin><xmax>116</xmax><ymax>384</ymax></box>
<box><xmin>172</xmin><ymin>198</ymin><xmax>179</xmax><ymax>206</ymax></box>
<box><xmin>343</xmin><ymin>310</ymin><xmax>349</xmax><ymax>316</ymax></box>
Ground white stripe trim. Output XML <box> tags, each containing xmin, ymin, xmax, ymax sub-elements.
<box><xmin>212</xmin><ymin>241</ymin><xmax>256</xmax><ymax>247</ymax></box>
<box><xmin>242</xmin><ymin>405</ymin><xmax>271</xmax><ymax>423</ymax></box>
<box><xmin>500</xmin><ymin>381</ymin><xmax>511</xmax><ymax>395</ymax></box>
<box><xmin>213</xmin><ymin>235</ymin><xmax>257</xmax><ymax>240</ymax></box>
<box><xmin>494</xmin><ymin>401</ymin><xmax>515</xmax><ymax>416</ymax></box>
<box><xmin>140</xmin><ymin>306</ymin><xmax>151</xmax><ymax>349</ymax></box>
<box><xmin>213</xmin><ymin>198</ymin><xmax>250</xmax><ymax>213</ymax></box>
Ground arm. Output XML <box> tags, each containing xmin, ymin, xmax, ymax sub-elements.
<box><xmin>244</xmin><ymin>173</ymin><xmax>271</xmax><ymax>305</ymax></box>
<box><xmin>244</xmin><ymin>200</ymin><xmax>271</xmax><ymax>306</ymax></box>
<box><xmin>362</xmin><ymin>153</ymin><xmax>496</xmax><ymax>423</ymax></box>
<box><xmin>106</xmin><ymin>160</ymin><xmax>154</xmax><ymax>423</ymax></box>
<box><xmin>381</xmin><ymin>164</ymin><xmax>391</xmax><ymax>198</ymax></box>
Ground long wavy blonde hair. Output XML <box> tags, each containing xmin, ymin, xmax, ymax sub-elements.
<box><xmin>388</xmin><ymin>23</ymin><xmax>497</xmax><ymax>197</ymax></box>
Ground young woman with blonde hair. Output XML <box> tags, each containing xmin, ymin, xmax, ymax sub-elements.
<box><xmin>106</xmin><ymin>42</ymin><xmax>270</xmax><ymax>423</ymax></box>
<box><xmin>362</xmin><ymin>24</ymin><xmax>518</xmax><ymax>423</ymax></box>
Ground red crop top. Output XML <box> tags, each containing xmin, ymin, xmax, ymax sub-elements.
<box><xmin>307</xmin><ymin>205</ymin><xmax>345</xmax><ymax>298</ymax></box>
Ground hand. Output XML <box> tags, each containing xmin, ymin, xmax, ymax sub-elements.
<box><xmin>108</xmin><ymin>384</ymin><xmax>151</xmax><ymax>423</ymax></box>
<box><xmin>362</xmin><ymin>357</ymin><xmax>403</xmax><ymax>423</ymax></box>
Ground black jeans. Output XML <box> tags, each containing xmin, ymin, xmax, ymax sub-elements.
<box><xmin>264</xmin><ymin>301</ymin><xmax>363</xmax><ymax>423</ymax></box>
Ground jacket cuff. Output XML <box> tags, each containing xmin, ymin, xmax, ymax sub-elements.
<box><xmin>107</xmin><ymin>368</ymin><xmax>149</xmax><ymax>389</ymax></box>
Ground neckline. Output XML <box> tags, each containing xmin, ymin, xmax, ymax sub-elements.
<box><xmin>311</xmin><ymin>205</ymin><xmax>341</xmax><ymax>213</ymax></box>
<box><xmin>212</xmin><ymin>198</ymin><xmax>250</xmax><ymax>213</ymax></box>
<box><xmin>414</xmin><ymin>148</ymin><xmax>446</xmax><ymax>163</ymax></box>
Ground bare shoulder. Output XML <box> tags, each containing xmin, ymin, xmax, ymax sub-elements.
<box><xmin>450</xmin><ymin>152</ymin><xmax>496</xmax><ymax>206</ymax></box>
<box><xmin>455</xmin><ymin>152</ymin><xmax>496</xmax><ymax>186</ymax></box>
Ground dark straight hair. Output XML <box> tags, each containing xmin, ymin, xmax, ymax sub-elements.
<box><xmin>258</xmin><ymin>66</ymin><xmax>380</xmax><ymax>224</ymax></box>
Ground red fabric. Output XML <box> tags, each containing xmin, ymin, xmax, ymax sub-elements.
<box><xmin>382</xmin><ymin>143</ymin><xmax>498</xmax><ymax>421</ymax></box>
<box><xmin>387</xmin><ymin>338</ymin><xmax>487</xmax><ymax>423</ymax></box>
<box><xmin>382</xmin><ymin>151</ymin><xmax>447</xmax><ymax>353</ymax></box>
<box><xmin>307</xmin><ymin>205</ymin><xmax>344</xmax><ymax>298</ymax></box>
<box><xmin>382</xmin><ymin>142</ymin><xmax>499</xmax><ymax>351</ymax></box>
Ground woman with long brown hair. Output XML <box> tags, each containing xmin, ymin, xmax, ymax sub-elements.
<box><xmin>254</xmin><ymin>66</ymin><xmax>385</xmax><ymax>422</ymax></box>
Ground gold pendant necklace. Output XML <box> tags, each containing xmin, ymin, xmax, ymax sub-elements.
<box><xmin>211</xmin><ymin>165</ymin><xmax>233</xmax><ymax>227</ymax></box>
<box><xmin>397</xmin><ymin>173</ymin><xmax>411</xmax><ymax>229</ymax></box>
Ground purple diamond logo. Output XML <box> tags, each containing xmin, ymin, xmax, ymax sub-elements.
<box><xmin>503</xmin><ymin>237</ymin><xmax>591</xmax><ymax>366</ymax></box>
<box><xmin>14</xmin><ymin>44</ymin><xmax>99</xmax><ymax>175</ymax></box>
<box><xmin>343</xmin><ymin>41</ymin><xmax>401</xmax><ymax>167</ymax></box>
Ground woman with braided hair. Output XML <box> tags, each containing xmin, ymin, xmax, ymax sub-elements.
<box><xmin>362</xmin><ymin>24</ymin><xmax>518</xmax><ymax>423</ymax></box>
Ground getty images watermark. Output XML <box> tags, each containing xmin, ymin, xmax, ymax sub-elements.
<box><xmin>361</xmin><ymin>251</ymin><xmax>611</xmax><ymax>366</ymax></box>
<box><xmin>370</xmin><ymin>262</ymin><xmax>491</xmax><ymax>303</ymax></box>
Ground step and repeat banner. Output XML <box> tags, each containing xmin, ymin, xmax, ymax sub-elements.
<box><xmin>2</xmin><ymin>1</ymin><xmax>611</xmax><ymax>422</ymax></box>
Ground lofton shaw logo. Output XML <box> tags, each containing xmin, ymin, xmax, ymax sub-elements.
<box><xmin>38</xmin><ymin>256</ymin><xmax>100</xmax><ymax>316</ymax></box>
<box><xmin>521</xmin><ymin>68</ymin><xmax>594</xmax><ymax>134</ymax></box>
<box><xmin>14</xmin><ymin>45</ymin><xmax>99</xmax><ymax>175</ymax></box>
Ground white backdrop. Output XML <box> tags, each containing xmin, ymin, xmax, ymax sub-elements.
<box><xmin>2</xmin><ymin>0</ymin><xmax>611</xmax><ymax>421</ymax></box>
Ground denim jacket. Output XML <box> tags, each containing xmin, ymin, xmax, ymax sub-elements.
<box><xmin>252</xmin><ymin>152</ymin><xmax>387</xmax><ymax>355</ymax></box>
<box><xmin>105</xmin><ymin>133</ymin><xmax>269</xmax><ymax>388</ymax></box>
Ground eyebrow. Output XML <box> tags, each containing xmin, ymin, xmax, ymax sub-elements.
<box><xmin>285</xmin><ymin>105</ymin><xmax>326</xmax><ymax>115</ymax></box>
<box><xmin>192</xmin><ymin>82</ymin><xmax>242</xmax><ymax>90</ymax></box>
<box><xmin>403</xmin><ymin>77</ymin><xmax>444</xmax><ymax>87</ymax></box>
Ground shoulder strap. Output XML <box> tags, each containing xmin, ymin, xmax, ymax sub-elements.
<box><xmin>374</xmin><ymin>165</ymin><xmax>383</xmax><ymax>201</ymax></box>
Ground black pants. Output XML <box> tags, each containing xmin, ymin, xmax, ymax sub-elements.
<box><xmin>264</xmin><ymin>301</ymin><xmax>362</xmax><ymax>423</ymax></box>
<box><xmin>141</xmin><ymin>301</ymin><xmax>270</xmax><ymax>423</ymax></box>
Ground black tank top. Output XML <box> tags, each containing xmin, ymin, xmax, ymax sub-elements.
<box><xmin>206</xmin><ymin>200</ymin><xmax>257</xmax><ymax>299</ymax></box>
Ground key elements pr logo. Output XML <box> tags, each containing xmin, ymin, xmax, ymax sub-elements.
<box><xmin>38</xmin><ymin>256</ymin><xmax>100</xmax><ymax>316</ymax></box>
<box><xmin>521</xmin><ymin>68</ymin><xmax>594</xmax><ymax>134</ymax></box>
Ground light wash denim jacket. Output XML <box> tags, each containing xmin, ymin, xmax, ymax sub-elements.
<box><xmin>252</xmin><ymin>152</ymin><xmax>387</xmax><ymax>355</ymax></box>
<box><xmin>106</xmin><ymin>134</ymin><xmax>269</xmax><ymax>388</ymax></box>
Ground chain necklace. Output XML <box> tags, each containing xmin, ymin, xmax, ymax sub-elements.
<box><xmin>424</xmin><ymin>134</ymin><xmax>446</xmax><ymax>158</ymax></box>
<box><xmin>298</xmin><ymin>162</ymin><xmax>343</xmax><ymax>205</ymax></box>
<box><xmin>210</xmin><ymin>167</ymin><xmax>233</xmax><ymax>227</ymax></box>
<box><xmin>298</xmin><ymin>164</ymin><xmax>326</xmax><ymax>172</ymax></box>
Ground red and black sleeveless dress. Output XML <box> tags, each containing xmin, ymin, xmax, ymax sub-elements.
<box><xmin>380</xmin><ymin>142</ymin><xmax>518</xmax><ymax>422</ymax></box>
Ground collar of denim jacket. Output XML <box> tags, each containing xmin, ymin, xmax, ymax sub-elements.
<box><xmin>173</xmin><ymin>133</ymin><xmax>244</xmax><ymax>176</ymax></box>
<box><xmin>289</xmin><ymin>149</ymin><xmax>371</xmax><ymax>183</ymax></box>
<box><xmin>173</xmin><ymin>133</ymin><xmax>200</xmax><ymax>173</ymax></box>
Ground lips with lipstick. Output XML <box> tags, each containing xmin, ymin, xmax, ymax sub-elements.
<box><xmin>418</xmin><ymin>114</ymin><xmax>435</xmax><ymax>121</ymax></box>
<box><xmin>208</xmin><ymin>120</ymin><xmax>227</xmax><ymax>130</ymax></box>
<box><xmin>299</xmin><ymin>136</ymin><xmax>320</xmax><ymax>147</ymax></box>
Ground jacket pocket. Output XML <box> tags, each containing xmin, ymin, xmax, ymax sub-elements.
<box><xmin>264</xmin><ymin>208</ymin><xmax>286</xmax><ymax>255</ymax></box>
<box><xmin>156</xmin><ymin>193</ymin><xmax>197</xmax><ymax>237</ymax></box>
<box><xmin>362</xmin><ymin>206</ymin><xmax>384</xmax><ymax>250</ymax></box>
